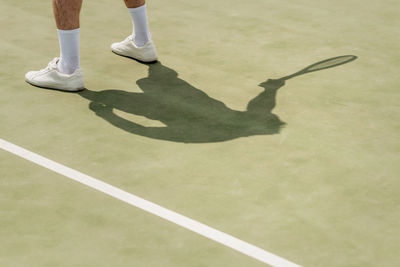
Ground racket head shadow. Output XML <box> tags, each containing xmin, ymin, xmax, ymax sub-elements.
<box><xmin>280</xmin><ymin>55</ymin><xmax>358</xmax><ymax>81</ymax></box>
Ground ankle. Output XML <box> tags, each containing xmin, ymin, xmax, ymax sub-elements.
<box><xmin>58</xmin><ymin>58</ymin><xmax>79</xmax><ymax>74</ymax></box>
<box><xmin>133</xmin><ymin>35</ymin><xmax>150</xmax><ymax>47</ymax></box>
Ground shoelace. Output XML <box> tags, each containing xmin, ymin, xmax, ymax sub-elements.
<box><xmin>126</xmin><ymin>35</ymin><xmax>134</xmax><ymax>42</ymax></box>
<box><xmin>39</xmin><ymin>58</ymin><xmax>59</xmax><ymax>72</ymax></box>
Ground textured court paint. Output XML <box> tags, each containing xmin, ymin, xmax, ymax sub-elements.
<box><xmin>1</xmin><ymin>0</ymin><xmax>400</xmax><ymax>266</ymax></box>
<box><xmin>0</xmin><ymin>138</ymin><xmax>301</xmax><ymax>267</ymax></box>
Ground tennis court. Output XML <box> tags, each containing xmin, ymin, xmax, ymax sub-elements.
<box><xmin>1</xmin><ymin>0</ymin><xmax>399</xmax><ymax>266</ymax></box>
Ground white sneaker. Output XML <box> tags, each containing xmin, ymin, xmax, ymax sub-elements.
<box><xmin>25</xmin><ymin>58</ymin><xmax>85</xmax><ymax>92</ymax></box>
<box><xmin>111</xmin><ymin>35</ymin><xmax>158</xmax><ymax>63</ymax></box>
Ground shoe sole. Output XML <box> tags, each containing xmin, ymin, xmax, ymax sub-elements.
<box><xmin>25</xmin><ymin>80</ymin><xmax>85</xmax><ymax>93</ymax></box>
<box><xmin>111</xmin><ymin>50</ymin><xmax>158</xmax><ymax>64</ymax></box>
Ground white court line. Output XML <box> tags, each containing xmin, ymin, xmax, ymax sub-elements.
<box><xmin>1</xmin><ymin>138</ymin><xmax>302</xmax><ymax>267</ymax></box>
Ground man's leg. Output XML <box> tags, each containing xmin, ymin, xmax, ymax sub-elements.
<box><xmin>24</xmin><ymin>0</ymin><xmax>84</xmax><ymax>91</ymax></box>
<box><xmin>124</xmin><ymin>0</ymin><xmax>151</xmax><ymax>47</ymax></box>
<box><xmin>53</xmin><ymin>0</ymin><xmax>82</xmax><ymax>30</ymax></box>
<box><xmin>53</xmin><ymin>0</ymin><xmax>82</xmax><ymax>74</ymax></box>
<box><xmin>111</xmin><ymin>0</ymin><xmax>157</xmax><ymax>62</ymax></box>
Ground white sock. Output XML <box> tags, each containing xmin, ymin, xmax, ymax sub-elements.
<box><xmin>128</xmin><ymin>5</ymin><xmax>151</xmax><ymax>47</ymax></box>
<box><xmin>57</xmin><ymin>28</ymin><xmax>80</xmax><ymax>75</ymax></box>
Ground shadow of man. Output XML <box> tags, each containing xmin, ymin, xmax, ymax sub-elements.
<box><xmin>79</xmin><ymin>55</ymin><xmax>357</xmax><ymax>143</ymax></box>
<box><xmin>79</xmin><ymin>62</ymin><xmax>285</xmax><ymax>143</ymax></box>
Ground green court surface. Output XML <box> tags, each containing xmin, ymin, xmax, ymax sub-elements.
<box><xmin>1</xmin><ymin>0</ymin><xmax>399</xmax><ymax>266</ymax></box>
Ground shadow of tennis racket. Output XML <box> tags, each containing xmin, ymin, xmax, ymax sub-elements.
<box><xmin>259</xmin><ymin>55</ymin><xmax>357</xmax><ymax>87</ymax></box>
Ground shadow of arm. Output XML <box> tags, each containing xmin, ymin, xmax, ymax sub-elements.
<box><xmin>89</xmin><ymin>101</ymin><xmax>170</xmax><ymax>140</ymax></box>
